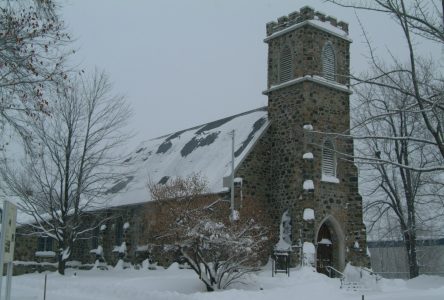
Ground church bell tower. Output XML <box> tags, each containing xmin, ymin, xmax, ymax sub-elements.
<box><xmin>263</xmin><ymin>6</ymin><xmax>369</xmax><ymax>271</ymax></box>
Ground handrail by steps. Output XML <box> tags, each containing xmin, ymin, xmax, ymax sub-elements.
<box><xmin>360</xmin><ymin>267</ymin><xmax>382</xmax><ymax>282</ymax></box>
<box><xmin>325</xmin><ymin>266</ymin><xmax>345</xmax><ymax>288</ymax></box>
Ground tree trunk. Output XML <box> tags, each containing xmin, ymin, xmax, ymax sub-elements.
<box><xmin>408</xmin><ymin>244</ymin><xmax>419</xmax><ymax>278</ymax></box>
<box><xmin>404</xmin><ymin>232</ymin><xmax>419</xmax><ymax>279</ymax></box>
<box><xmin>58</xmin><ymin>255</ymin><xmax>66</xmax><ymax>275</ymax></box>
<box><xmin>57</xmin><ymin>238</ymin><xmax>70</xmax><ymax>275</ymax></box>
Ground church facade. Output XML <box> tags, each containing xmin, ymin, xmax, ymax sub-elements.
<box><xmin>237</xmin><ymin>6</ymin><xmax>368</xmax><ymax>271</ymax></box>
<box><xmin>14</xmin><ymin>7</ymin><xmax>369</xmax><ymax>274</ymax></box>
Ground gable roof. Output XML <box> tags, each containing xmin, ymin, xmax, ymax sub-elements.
<box><xmin>105</xmin><ymin>107</ymin><xmax>269</xmax><ymax>208</ymax></box>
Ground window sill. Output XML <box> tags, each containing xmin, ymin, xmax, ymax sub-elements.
<box><xmin>35</xmin><ymin>251</ymin><xmax>56</xmax><ymax>258</ymax></box>
<box><xmin>321</xmin><ymin>175</ymin><xmax>340</xmax><ymax>184</ymax></box>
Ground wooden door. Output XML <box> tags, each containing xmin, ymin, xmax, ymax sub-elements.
<box><xmin>316</xmin><ymin>223</ymin><xmax>333</xmax><ymax>275</ymax></box>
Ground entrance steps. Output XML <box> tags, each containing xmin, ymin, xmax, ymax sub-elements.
<box><xmin>327</xmin><ymin>265</ymin><xmax>379</xmax><ymax>292</ymax></box>
<box><xmin>342</xmin><ymin>281</ymin><xmax>364</xmax><ymax>291</ymax></box>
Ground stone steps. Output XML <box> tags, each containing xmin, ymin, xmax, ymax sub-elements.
<box><xmin>342</xmin><ymin>281</ymin><xmax>364</xmax><ymax>292</ymax></box>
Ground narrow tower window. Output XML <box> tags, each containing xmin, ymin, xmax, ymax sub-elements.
<box><xmin>322</xmin><ymin>42</ymin><xmax>336</xmax><ymax>81</ymax></box>
<box><xmin>279</xmin><ymin>46</ymin><xmax>292</xmax><ymax>83</ymax></box>
<box><xmin>322</xmin><ymin>140</ymin><xmax>336</xmax><ymax>178</ymax></box>
<box><xmin>115</xmin><ymin>219</ymin><xmax>123</xmax><ymax>245</ymax></box>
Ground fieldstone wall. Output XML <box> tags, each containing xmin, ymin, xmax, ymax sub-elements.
<box><xmin>266</xmin><ymin>7</ymin><xmax>350</xmax><ymax>87</ymax></box>
<box><xmin>235</xmin><ymin>127</ymin><xmax>277</xmax><ymax>238</ymax></box>
<box><xmin>13</xmin><ymin>208</ymin><xmax>142</xmax><ymax>273</ymax></box>
<box><xmin>13</xmin><ymin>192</ymin><xmax>272</xmax><ymax>272</ymax></box>
<box><xmin>242</xmin><ymin>6</ymin><xmax>369</xmax><ymax>270</ymax></box>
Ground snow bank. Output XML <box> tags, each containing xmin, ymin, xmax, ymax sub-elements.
<box><xmin>321</xmin><ymin>174</ymin><xmax>339</xmax><ymax>183</ymax></box>
<box><xmin>230</xmin><ymin>209</ymin><xmax>240</xmax><ymax>221</ymax></box>
<box><xmin>343</xmin><ymin>263</ymin><xmax>381</xmax><ymax>290</ymax></box>
<box><xmin>303</xmin><ymin>180</ymin><xmax>314</xmax><ymax>190</ymax></box>
<box><xmin>318</xmin><ymin>238</ymin><xmax>332</xmax><ymax>245</ymax></box>
<box><xmin>11</xmin><ymin>264</ymin><xmax>444</xmax><ymax>300</ymax></box>
<box><xmin>90</xmin><ymin>245</ymin><xmax>103</xmax><ymax>256</ymax></box>
<box><xmin>275</xmin><ymin>239</ymin><xmax>291</xmax><ymax>252</ymax></box>
<box><xmin>113</xmin><ymin>242</ymin><xmax>127</xmax><ymax>254</ymax></box>
<box><xmin>303</xmin><ymin>242</ymin><xmax>315</xmax><ymax>254</ymax></box>
<box><xmin>303</xmin><ymin>208</ymin><xmax>314</xmax><ymax>221</ymax></box>
<box><xmin>303</xmin><ymin>242</ymin><xmax>315</xmax><ymax>266</ymax></box>
<box><xmin>113</xmin><ymin>259</ymin><xmax>129</xmax><ymax>270</ymax></box>
<box><xmin>136</xmin><ymin>245</ymin><xmax>149</xmax><ymax>252</ymax></box>
<box><xmin>35</xmin><ymin>251</ymin><xmax>56</xmax><ymax>258</ymax></box>
<box><xmin>303</xmin><ymin>152</ymin><xmax>314</xmax><ymax>159</ymax></box>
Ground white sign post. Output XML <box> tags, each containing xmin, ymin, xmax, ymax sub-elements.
<box><xmin>0</xmin><ymin>201</ymin><xmax>17</xmax><ymax>300</ymax></box>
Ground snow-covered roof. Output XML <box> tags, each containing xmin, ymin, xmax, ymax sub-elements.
<box><xmin>264</xmin><ymin>7</ymin><xmax>351</xmax><ymax>43</ymax></box>
<box><xmin>264</xmin><ymin>19</ymin><xmax>352</xmax><ymax>43</ymax></box>
<box><xmin>263</xmin><ymin>75</ymin><xmax>352</xmax><ymax>95</ymax></box>
<box><xmin>104</xmin><ymin>107</ymin><xmax>269</xmax><ymax>208</ymax></box>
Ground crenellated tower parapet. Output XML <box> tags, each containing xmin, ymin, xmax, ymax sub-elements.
<box><xmin>263</xmin><ymin>6</ymin><xmax>369</xmax><ymax>272</ymax></box>
<box><xmin>266</xmin><ymin>6</ymin><xmax>349</xmax><ymax>37</ymax></box>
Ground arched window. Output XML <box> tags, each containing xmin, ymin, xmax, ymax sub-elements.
<box><xmin>322</xmin><ymin>42</ymin><xmax>336</xmax><ymax>81</ymax></box>
<box><xmin>279</xmin><ymin>46</ymin><xmax>292</xmax><ymax>83</ymax></box>
<box><xmin>115</xmin><ymin>218</ymin><xmax>123</xmax><ymax>245</ymax></box>
<box><xmin>322</xmin><ymin>139</ymin><xmax>336</xmax><ymax>178</ymax></box>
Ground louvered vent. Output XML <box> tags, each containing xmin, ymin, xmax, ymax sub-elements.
<box><xmin>322</xmin><ymin>140</ymin><xmax>336</xmax><ymax>177</ymax></box>
<box><xmin>280</xmin><ymin>46</ymin><xmax>292</xmax><ymax>83</ymax></box>
<box><xmin>322</xmin><ymin>43</ymin><xmax>336</xmax><ymax>81</ymax></box>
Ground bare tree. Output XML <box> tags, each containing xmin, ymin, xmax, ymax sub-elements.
<box><xmin>0</xmin><ymin>0</ymin><xmax>70</xmax><ymax>145</ymax></box>
<box><xmin>322</xmin><ymin>0</ymin><xmax>444</xmax><ymax>279</ymax></box>
<box><xmin>325</xmin><ymin>0</ymin><xmax>444</xmax><ymax>165</ymax></box>
<box><xmin>328</xmin><ymin>0</ymin><xmax>444</xmax><ymax>43</ymax></box>
<box><xmin>355</xmin><ymin>70</ymin><xmax>444</xmax><ymax>278</ymax></box>
<box><xmin>0</xmin><ymin>70</ymin><xmax>132</xmax><ymax>274</ymax></box>
<box><xmin>145</xmin><ymin>174</ymin><xmax>268</xmax><ymax>292</ymax></box>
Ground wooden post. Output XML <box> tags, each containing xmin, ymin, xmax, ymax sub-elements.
<box><xmin>5</xmin><ymin>262</ymin><xmax>13</xmax><ymax>300</ymax></box>
<box><xmin>230</xmin><ymin>130</ymin><xmax>235</xmax><ymax>220</ymax></box>
<box><xmin>44</xmin><ymin>274</ymin><xmax>47</xmax><ymax>300</ymax></box>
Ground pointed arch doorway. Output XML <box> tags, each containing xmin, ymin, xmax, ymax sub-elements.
<box><xmin>315</xmin><ymin>217</ymin><xmax>345</xmax><ymax>276</ymax></box>
<box><xmin>316</xmin><ymin>223</ymin><xmax>333</xmax><ymax>275</ymax></box>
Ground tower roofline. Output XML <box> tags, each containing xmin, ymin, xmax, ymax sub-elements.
<box><xmin>262</xmin><ymin>75</ymin><xmax>353</xmax><ymax>95</ymax></box>
<box><xmin>264</xmin><ymin>6</ymin><xmax>351</xmax><ymax>43</ymax></box>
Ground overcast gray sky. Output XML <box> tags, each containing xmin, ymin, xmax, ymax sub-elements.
<box><xmin>61</xmin><ymin>0</ymin><xmax>441</xmax><ymax>151</ymax></box>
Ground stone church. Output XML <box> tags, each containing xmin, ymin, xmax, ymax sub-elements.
<box><xmin>14</xmin><ymin>6</ymin><xmax>369</xmax><ymax>274</ymax></box>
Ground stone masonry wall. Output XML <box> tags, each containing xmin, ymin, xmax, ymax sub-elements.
<box><xmin>266</xmin><ymin>7</ymin><xmax>350</xmax><ymax>87</ymax></box>
<box><xmin>262</xmin><ymin>7</ymin><xmax>369</xmax><ymax>269</ymax></box>
<box><xmin>13</xmin><ymin>190</ymin><xmax>273</xmax><ymax>273</ymax></box>
<box><xmin>235</xmin><ymin>127</ymin><xmax>277</xmax><ymax>239</ymax></box>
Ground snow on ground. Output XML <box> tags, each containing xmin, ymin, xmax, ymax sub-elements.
<box><xmin>11</xmin><ymin>264</ymin><xmax>444</xmax><ymax>300</ymax></box>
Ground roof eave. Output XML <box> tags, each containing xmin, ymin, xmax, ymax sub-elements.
<box><xmin>264</xmin><ymin>20</ymin><xmax>352</xmax><ymax>43</ymax></box>
<box><xmin>262</xmin><ymin>76</ymin><xmax>353</xmax><ymax>95</ymax></box>
<box><xmin>222</xmin><ymin>120</ymin><xmax>271</xmax><ymax>188</ymax></box>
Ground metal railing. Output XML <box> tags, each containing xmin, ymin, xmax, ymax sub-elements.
<box><xmin>360</xmin><ymin>267</ymin><xmax>382</xmax><ymax>282</ymax></box>
<box><xmin>325</xmin><ymin>266</ymin><xmax>345</xmax><ymax>288</ymax></box>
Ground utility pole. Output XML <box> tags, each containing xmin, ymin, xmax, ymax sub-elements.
<box><xmin>230</xmin><ymin>129</ymin><xmax>235</xmax><ymax>220</ymax></box>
